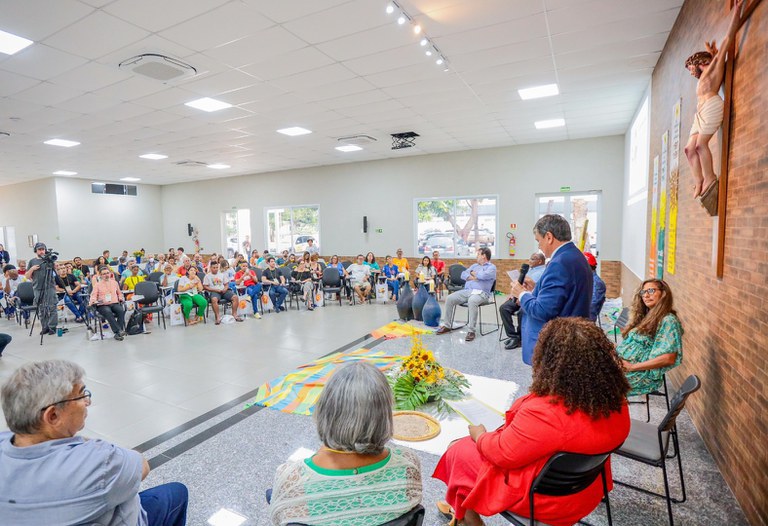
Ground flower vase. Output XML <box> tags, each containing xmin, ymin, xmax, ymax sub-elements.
<box><xmin>135</xmin><ymin>256</ymin><xmax>141</xmax><ymax>264</ymax></box>
<box><xmin>412</xmin><ymin>285</ymin><xmax>429</xmax><ymax>321</ymax></box>
<box><xmin>396</xmin><ymin>283</ymin><xmax>414</xmax><ymax>321</ymax></box>
<box><xmin>422</xmin><ymin>294</ymin><xmax>441</xmax><ymax>327</ymax></box>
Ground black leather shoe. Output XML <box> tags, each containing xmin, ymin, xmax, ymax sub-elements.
<box><xmin>505</xmin><ymin>337</ymin><xmax>521</xmax><ymax>350</ymax></box>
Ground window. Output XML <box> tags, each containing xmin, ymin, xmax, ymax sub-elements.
<box><xmin>91</xmin><ymin>183</ymin><xmax>137</xmax><ymax>196</ymax></box>
<box><xmin>222</xmin><ymin>209</ymin><xmax>251</xmax><ymax>258</ymax></box>
<box><xmin>415</xmin><ymin>196</ymin><xmax>497</xmax><ymax>257</ymax></box>
<box><xmin>266</xmin><ymin>206</ymin><xmax>320</xmax><ymax>255</ymax></box>
<box><xmin>536</xmin><ymin>192</ymin><xmax>601</xmax><ymax>254</ymax></box>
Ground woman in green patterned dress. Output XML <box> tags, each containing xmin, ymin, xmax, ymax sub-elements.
<box><xmin>617</xmin><ymin>279</ymin><xmax>683</xmax><ymax>396</ymax></box>
<box><xmin>269</xmin><ymin>361</ymin><xmax>422</xmax><ymax>526</ymax></box>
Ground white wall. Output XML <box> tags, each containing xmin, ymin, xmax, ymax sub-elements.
<box><xmin>0</xmin><ymin>178</ymin><xmax>60</xmax><ymax>262</ymax></box>
<box><xmin>54</xmin><ymin>178</ymin><xmax>165</xmax><ymax>259</ymax></box>
<box><xmin>162</xmin><ymin>136</ymin><xmax>626</xmax><ymax>260</ymax></box>
<box><xmin>621</xmin><ymin>83</ymin><xmax>652</xmax><ymax>279</ymax></box>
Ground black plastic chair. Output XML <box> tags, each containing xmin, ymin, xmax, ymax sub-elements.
<box><xmin>614</xmin><ymin>375</ymin><xmax>701</xmax><ymax>526</ymax></box>
<box><xmin>134</xmin><ymin>281</ymin><xmax>166</xmax><ymax>330</ymax></box>
<box><xmin>148</xmin><ymin>271</ymin><xmax>164</xmax><ymax>284</ymax></box>
<box><xmin>15</xmin><ymin>282</ymin><xmax>37</xmax><ymax>331</ymax></box>
<box><xmin>321</xmin><ymin>267</ymin><xmax>343</xmax><ymax>306</ymax></box>
<box><xmin>278</xmin><ymin>266</ymin><xmax>300</xmax><ymax>309</ymax></box>
<box><xmin>500</xmin><ymin>451</ymin><xmax>615</xmax><ymax>526</ymax></box>
<box><xmin>449</xmin><ymin>280</ymin><xmax>500</xmax><ymax>336</ymax></box>
<box><xmin>446</xmin><ymin>264</ymin><xmax>466</xmax><ymax>293</ymax></box>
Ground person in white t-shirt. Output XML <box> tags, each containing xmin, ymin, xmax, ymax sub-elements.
<box><xmin>203</xmin><ymin>261</ymin><xmax>242</xmax><ymax>324</ymax></box>
<box><xmin>346</xmin><ymin>254</ymin><xmax>371</xmax><ymax>305</ymax></box>
<box><xmin>176</xmin><ymin>266</ymin><xmax>207</xmax><ymax>325</ymax></box>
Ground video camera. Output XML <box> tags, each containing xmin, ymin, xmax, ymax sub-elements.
<box><xmin>41</xmin><ymin>248</ymin><xmax>59</xmax><ymax>264</ymax></box>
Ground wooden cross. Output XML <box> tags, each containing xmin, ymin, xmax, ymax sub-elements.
<box><xmin>716</xmin><ymin>0</ymin><xmax>762</xmax><ymax>278</ymax></box>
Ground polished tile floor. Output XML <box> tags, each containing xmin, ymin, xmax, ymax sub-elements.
<box><xmin>0</xmin><ymin>301</ymin><xmax>748</xmax><ymax>525</ymax></box>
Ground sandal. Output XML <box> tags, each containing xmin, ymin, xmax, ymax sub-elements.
<box><xmin>215</xmin><ymin>319</ymin><xmax>221</xmax><ymax>325</ymax></box>
<box><xmin>235</xmin><ymin>316</ymin><xmax>244</xmax><ymax>322</ymax></box>
<box><xmin>436</xmin><ymin>501</ymin><xmax>456</xmax><ymax>525</ymax></box>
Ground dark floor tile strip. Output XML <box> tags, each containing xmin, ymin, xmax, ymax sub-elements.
<box><xmin>137</xmin><ymin>332</ymin><xmax>387</xmax><ymax>455</ymax></box>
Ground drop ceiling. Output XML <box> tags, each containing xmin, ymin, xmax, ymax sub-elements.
<box><xmin>0</xmin><ymin>0</ymin><xmax>682</xmax><ymax>186</ymax></box>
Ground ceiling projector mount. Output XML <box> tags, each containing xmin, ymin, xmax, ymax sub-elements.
<box><xmin>391</xmin><ymin>131</ymin><xmax>419</xmax><ymax>150</ymax></box>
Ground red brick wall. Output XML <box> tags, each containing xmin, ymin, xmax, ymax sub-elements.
<box><xmin>649</xmin><ymin>1</ymin><xmax>767</xmax><ymax>523</ymax></box>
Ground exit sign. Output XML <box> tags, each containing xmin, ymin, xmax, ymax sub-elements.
<box><xmin>560</xmin><ymin>186</ymin><xmax>571</xmax><ymax>192</ymax></box>
<box><xmin>375</xmin><ymin>228</ymin><xmax>383</xmax><ymax>233</ymax></box>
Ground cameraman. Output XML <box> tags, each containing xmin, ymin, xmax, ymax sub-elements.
<box><xmin>26</xmin><ymin>242</ymin><xmax>58</xmax><ymax>336</ymax></box>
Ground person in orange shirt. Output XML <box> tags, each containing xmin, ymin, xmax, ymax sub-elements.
<box><xmin>392</xmin><ymin>248</ymin><xmax>410</xmax><ymax>283</ymax></box>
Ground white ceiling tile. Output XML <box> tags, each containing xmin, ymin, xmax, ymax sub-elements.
<box><xmin>49</xmin><ymin>61</ymin><xmax>131</xmax><ymax>93</ymax></box>
<box><xmin>0</xmin><ymin>44</ymin><xmax>88</xmax><ymax>81</ymax></box>
<box><xmin>13</xmin><ymin>81</ymin><xmax>85</xmax><ymax>106</ymax></box>
<box><xmin>177</xmin><ymin>69</ymin><xmax>258</xmax><ymax>97</ymax></box>
<box><xmin>0</xmin><ymin>70</ymin><xmax>40</xmax><ymax>97</ymax></box>
<box><xmin>103</xmin><ymin>0</ymin><xmax>230</xmax><ymax>32</ymax></box>
<box><xmin>240</xmin><ymin>47</ymin><xmax>335</xmax><ymax>81</ymax></box>
<box><xmin>316</xmin><ymin>23</ymin><xmax>419</xmax><ymax>62</ymax></box>
<box><xmin>160</xmin><ymin>2</ymin><xmax>275</xmax><ymax>52</ymax></box>
<box><xmin>56</xmin><ymin>92</ymin><xmax>125</xmax><ymax>114</ymax></box>
<box><xmin>0</xmin><ymin>0</ymin><xmax>94</xmax><ymax>41</ymax></box>
<box><xmin>42</xmin><ymin>11</ymin><xmax>150</xmax><ymax>60</ymax></box>
<box><xmin>343</xmin><ymin>45</ymin><xmax>434</xmax><ymax>77</ymax></box>
<box><xmin>436</xmin><ymin>14</ymin><xmax>549</xmax><ymax>56</ymax></box>
<box><xmin>292</xmin><ymin>77</ymin><xmax>377</xmax><ymax>103</ymax></box>
<box><xmin>318</xmin><ymin>89</ymin><xmax>390</xmax><ymax>110</ymax></box>
<box><xmin>95</xmin><ymin>76</ymin><xmax>167</xmax><ymax>102</ymax></box>
<box><xmin>425</xmin><ymin>0</ymin><xmax>545</xmax><ymax>36</ymax></box>
<box><xmin>203</xmin><ymin>27</ymin><xmax>307</xmax><ymax>68</ymax></box>
<box><xmin>547</xmin><ymin>0</ymin><xmax>683</xmax><ymax>35</ymax></box>
<box><xmin>282</xmin><ymin>1</ymin><xmax>388</xmax><ymax>45</ymax></box>
<box><xmin>270</xmin><ymin>64</ymin><xmax>358</xmax><ymax>91</ymax></box>
<box><xmin>240</xmin><ymin>0</ymin><xmax>350</xmax><ymax>24</ymax></box>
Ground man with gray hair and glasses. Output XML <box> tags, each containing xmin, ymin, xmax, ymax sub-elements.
<box><xmin>510</xmin><ymin>214</ymin><xmax>593</xmax><ymax>366</ymax></box>
<box><xmin>0</xmin><ymin>360</ymin><xmax>188</xmax><ymax>526</ymax></box>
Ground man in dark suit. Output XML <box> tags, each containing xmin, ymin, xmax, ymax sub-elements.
<box><xmin>510</xmin><ymin>215</ymin><xmax>593</xmax><ymax>365</ymax></box>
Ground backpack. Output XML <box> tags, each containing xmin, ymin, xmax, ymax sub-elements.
<box><xmin>126</xmin><ymin>310</ymin><xmax>144</xmax><ymax>335</ymax></box>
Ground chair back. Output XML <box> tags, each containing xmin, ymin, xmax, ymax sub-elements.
<box><xmin>135</xmin><ymin>281</ymin><xmax>160</xmax><ymax>303</ymax></box>
<box><xmin>531</xmin><ymin>451</ymin><xmax>612</xmax><ymax>497</ymax></box>
<box><xmin>277</xmin><ymin>266</ymin><xmax>293</xmax><ymax>282</ymax></box>
<box><xmin>658</xmin><ymin>375</ymin><xmax>701</xmax><ymax>433</ymax></box>
<box><xmin>287</xmin><ymin>504</ymin><xmax>424</xmax><ymax>526</ymax></box>
<box><xmin>17</xmin><ymin>282</ymin><xmax>35</xmax><ymax>305</ymax></box>
<box><xmin>255</xmin><ymin>268</ymin><xmax>263</xmax><ymax>281</ymax></box>
<box><xmin>615</xmin><ymin>307</ymin><xmax>629</xmax><ymax>331</ymax></box>
<box><xmin>148</xmin><ymin>271</ymin><xmax>163</xmax><ymax>284</ymax></box>
<box><xmin>342</xmin><ymin>260</ymin><xmax>352</xmax><ymax>269</ymax></box>
<box><xmin>448</xmin><ymin>264</ymin><xmax>466</xmax><ymax>287</ymax></box>
<box><xmin>322</xmin><ymin>266</ymin><xmax>341</xmax><ymax>287</ymax></box>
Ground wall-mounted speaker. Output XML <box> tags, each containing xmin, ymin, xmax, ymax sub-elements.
<box><xmin>187</xmin><ymin>223</ymin><xmax>193</xmax><ymax>236</ymax></box>
<box><xmin>362</xmin><ymin>216</ymin><xmax>368</xmax><ymax>233</ymax></box>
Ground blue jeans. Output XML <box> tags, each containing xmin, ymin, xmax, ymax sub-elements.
<box><xmin>64</xmin><ymin>294</ymin><xmax>86</xmax><ymax>317</ymax></box>
<box><xmin>245</xmin><ymin>284</ymin><xmax>262</xmax><ymax>313</ymax></box>
<box><xmin>387</xmin><ymin>279</ymin><xmax>400</xmax><ymax>300</ymax></box>
<box><xmin>140</xmin><ymin>482</ymin><xmax>188</xmax><ymax>526</ymax></box>
<box><xmin>269</xmin><ymin>285</ymin><xmax>288</xmax><ymax>310</ymax></box>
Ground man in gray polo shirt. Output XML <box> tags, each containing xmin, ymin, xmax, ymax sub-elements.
<box><xmin>0</xmin><ymin>360</ymin><xmax>188</xmax><ymax>526</ymax></box>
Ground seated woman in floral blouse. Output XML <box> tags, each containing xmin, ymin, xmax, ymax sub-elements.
<box><xmin>617</xmin><ymin>279</ymin><xmax>683</xmax><ymax>396</ymax></box>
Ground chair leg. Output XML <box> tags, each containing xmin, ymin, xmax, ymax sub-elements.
<box><xmin>660</xmin><ymin>456</ymin><xmax>675</xmax><ymax>526</ymax></box>
<box><xmin>646</xmin><ymin>393</ymin><xmax>652</xmax><ymax>422</ymax></box>
<box><xmin>601</xmin><ymin>469</ymin><xmax>613</xmax><ymax>526</ymax></box>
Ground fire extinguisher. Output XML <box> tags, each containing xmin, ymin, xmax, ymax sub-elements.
<box><xmin>507</xmin><ymin>232</ymin><xmax>516</xmax><ymax>256</ymax></box>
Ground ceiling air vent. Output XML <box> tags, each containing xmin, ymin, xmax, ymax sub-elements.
<box><xmin>337</xmin><ymin>134</ymin><xmax>377</xmax><ymax>145</ymax></box>
<box><xmin>119</xmin><ymin>53</ymin><xmax>197</xmax><ymax>82</ymax></box>
<box><xmin>174</xmin><ymin>160</ymin><xmax>208</xmax><ymax>167</ymax></box>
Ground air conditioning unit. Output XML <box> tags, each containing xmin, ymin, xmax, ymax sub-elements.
<box><xmin>119</xmin><ymin>53</ymin><xmax>197</xmax><ymax>82</ymax></box>
<box><xmin>174</xmin><ymin>160</ymin><xmax>208</xmax><ymax>167</ymax></box>
<box><xmin>337</xmin><ymin>134</ymin><xmax>377</xmax><ymax>145</ymax></box>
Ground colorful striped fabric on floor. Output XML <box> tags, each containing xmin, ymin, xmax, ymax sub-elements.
<box><xmin>370</xmin><ymin>321</ymin><xmax>435</xmax><ymax>339</ymax></box>
<box><xmin>248</xmin><ymin>348</ymin><xmax>402</xmax><ymax>415</ymax></box>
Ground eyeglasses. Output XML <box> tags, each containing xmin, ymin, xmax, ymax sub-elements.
<box><xmin>40</xmin><ymin>389</ymin><xmax>92</xmax><ymax>412</ymax></box>
<box><xmin>639</xmin><ymin>288</ymin><xmax>660</xmax><ymax>296</ymax></box>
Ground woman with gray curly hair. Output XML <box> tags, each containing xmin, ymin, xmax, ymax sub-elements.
<box><xmin>269</xmin><ymin>361</ymin><xmax>423</xmax><ymax>525</ymax></box>
<box><xmin>0</xmin><ymin>359</ymin><xmax>188</xmax><ymax>526</ymax></box>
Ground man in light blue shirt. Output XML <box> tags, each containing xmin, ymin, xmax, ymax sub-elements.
<box><xmin>436</xmin><ymin>247</ymin><xmax>497</xmax><ymax>342</ymax></box>
<box><xmin>0</xmin><ymin>360</ymin><xmax>188</xmax><ymax>526</ymax></box>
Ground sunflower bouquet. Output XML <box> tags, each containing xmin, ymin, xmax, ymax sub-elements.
<box><xmin>389</xmin><ymin>332</ymin><xmax>470</xmax><ymax>413</ymax></box>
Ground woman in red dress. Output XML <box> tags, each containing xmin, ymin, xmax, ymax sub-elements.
<box><xmin>433</xmin><ymin>317</ymin><xmax>631</xmax><ymax>526</ymax></box>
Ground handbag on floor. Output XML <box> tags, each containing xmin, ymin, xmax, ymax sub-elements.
<box><xmin>238</xmin><ymin>295</ymin><xmax>254</xmax><ymax>316</ymax></box>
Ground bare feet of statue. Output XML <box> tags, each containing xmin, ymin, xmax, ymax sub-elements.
<box><xmin>693</xmin><ymin>180</ymin><xmax>703</xmax><ymax>198</ymax></box>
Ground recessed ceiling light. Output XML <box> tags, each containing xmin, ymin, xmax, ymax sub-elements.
<box><xmin>120</xmin><ymin>177</ymin><xmax>141</xmax><ymax>182</ymax></box>
<box><xmin>277</xmin><ymin>127</ymin><xmax>312</xmax><ymax>137</ymax></box>
<box><xmin>139</xmin><ymin>153</ymin><xmax>168</xmax><ymax>160</ymax></box>
<box><xmin>0</xmin><ymin>29</ymin><xmax>33</xmax><ymax>55</ymax></box>
<box><xmin>535</xmin><ymin>118</ymin><xmax>566</xmax><ymax>129</ymax></box>
<box><xmin>207</xmin><ymin>508</ymin><xmax>247</xmax><ymax>526</ymax></box>
<box><xmin>44</xmin><ymin>139</ymin><xmax>80</xmax><ymax>148</ymax></box>
<box><xmin>53</xmin><ymin>170</ymin><xmax>77</xmax><ymax>176</ymax></box>
<box><xmin>385</xmin><ymin>3</ymin><xmax>395</xmax><ymax>14</ymax></box>
<box><xmin>518</xmin><ymin>83</ymin><xmax>560</xmax><ymax>100</ymax></box>
<box><xmin>185</xmin><ymin>97</ymin><xmax>232</xmax><ymax>112</ymax></box>
<box><xmin>207</xmin><ymin>163</ymin><xmax>230</xmax><ymax>169</ymax></box>
<box><xmin>335</xmin><ymin>145</ymin><xmax>363</xmax><ymax>152</ymax></box>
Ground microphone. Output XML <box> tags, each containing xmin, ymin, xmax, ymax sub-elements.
<box><xmin>518</xmin><ymin>263</ymin><xmax>530</xmax><ymax>284</ymax></box>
